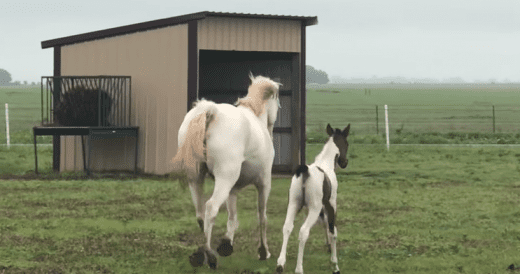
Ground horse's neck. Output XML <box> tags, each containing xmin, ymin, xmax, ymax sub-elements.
<box><xmin>237</xmin><ymin>100</ymin><xmax>276</xmax><ymax>140</ymax></box>
<box><xmin>237</xmin><ymin>104</ymin><xmax>267</xmax><ymax>122</ymax></box>
<box><xmin>313</xmin><ymin>138</ymin><xmax>337</xmax><ymax>173</ymax></box>
<box><xmin>258</xmin><ymin>111</ymin><xmax>268</xmax><ymax>126</ymax></box>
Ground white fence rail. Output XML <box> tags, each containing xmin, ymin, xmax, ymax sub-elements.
<box><xmin>2</xmin><ymin>104</ymin><xmax>518</xmax><ymax>150</ymax></box>
<box><xmin>5</xmin><ymin>103</ymin><xmax>9</xmax><ymax>148</ymax></box>
<box><xmin>385</xmin><ymin>104</ymin><xmax>390</xmax><ymax>151</ymax></box>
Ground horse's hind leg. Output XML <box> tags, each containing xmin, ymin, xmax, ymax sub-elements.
<box><xmin>200</xmin><ymin>166</ymin><xmax>240</xmax><ymax>269</ymax></box>
<box><xmin>188</xmin><ymin>164</ymin><xmax>207</xmax><ymax>231</ymax></box>
<box><xmin>257</xmin><ymin>181</ymin><xmax>272</xmax><ymax>260</ymax></box>
<box><xmin>217</xmin><ymin>192</ymin><xmax>238</xmax><ymax>257</ymax></box>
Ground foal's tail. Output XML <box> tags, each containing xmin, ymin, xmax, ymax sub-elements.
<box><xmin>295</xmin><ymin>165</ymin><xmax>309</xmax><ymax>178</ymax></box>
<box><xmin>171</xmin><ymin>99</ymin><xmax>217</xmax><ymax>185</ymax></box>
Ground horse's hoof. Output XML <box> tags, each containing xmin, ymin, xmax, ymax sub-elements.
<box><xmin>333</xmin><ymin>271</ymin><xmax>340</xmax><ymax>274</ymax></box>
<box><xmin>197</xmin><ymin>218</ymin><xmax>204</xmax><ymax>231</ymax></box>
<box><xmin>189</xmin><ymin>247</ymin><xmax>205</xmax><ymax>267</ymax></box>
<box><xmin>258</xmin><ymin>245</ymin><xmax>269</xmax><ymax>260</ymax></box>
<box><xmin>205</xmin><ymin>249</ymin><xmax>218</xmax><ymax>270</ymax></box>
<box><xmin>217</xmin><ymin>238</ymin><xmax>233</xmax><ymax>257</ymax></box>
<box><xmin>275</xmin><ymin>265</ymin><xmax>284</xmax><ymax>273</ymax></box>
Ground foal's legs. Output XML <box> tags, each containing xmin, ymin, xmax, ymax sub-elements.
<box><xmin>276</xmin><ymin>189</ymin><xmax>303</xmax><ymax>272</ymax></box>
<box><xmin>318</xmin><ymin>211</ymin><xmax>332</xmax><ymax>252</ymax></box>
<box><xmin>295</xmin><ymin>206</ymin><xmax>322</xmax><ymax>274</ymax></box>
<box><xmin>329</xmin><ymin>199</ymin><xmax>340</xmax><ymax>274</ymax></box>
<box><xmin>330</xmin><ymin>226</ymin><xmax>340</xmax><ymax>274</ymax></box>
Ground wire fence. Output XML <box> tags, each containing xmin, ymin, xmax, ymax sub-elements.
<box><xmin>381</xmin><ymin>105</ymin><xmax>519</xmax><ymax>134</ymax></box>
<box><xmin>2</xmin><ymin>104</ymin><xmax>520</xmax><ymax>146</ymax></box>
<box><xmin>307</xmin><ymin>105</ymin><xmax>520</xmax><ymax>135</ymax></box>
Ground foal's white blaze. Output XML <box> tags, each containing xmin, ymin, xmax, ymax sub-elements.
<box><xmin>171</xmin><ymin>74</ymin><xmax>281</xmax><ymax>268</ymax></box>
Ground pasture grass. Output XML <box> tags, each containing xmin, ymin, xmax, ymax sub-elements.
<box><xmin>1</xmin><ymin>85</ymin><xmax>520</xmax><ymax>144</ymax></box>
<box><xmin>3</xmin><ymin>126</ymin><xmax>520</xmax><ymax>148</ymax></box>
<box><xmin>0</xmin><ymin>87</ymin><xmax>42</xmax><ymax>134</ymax></box>
<box><xmin>0</xmin><ymin>146</ymin><xmax>53</xmax><ymax>176</ymax></box>
<box><xmin>306</xmin><ymin>84</ymin><xmax>520</xmax><ymax>135</ymax></box>
<box><xmin>1</xmin><ymin>144</ymin><xmax>520</xmax><ymax>273</ymax></box>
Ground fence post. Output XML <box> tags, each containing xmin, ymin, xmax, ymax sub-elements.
<box><xmin>375</xmin><ymin>105</ymin><xmax>379</xmax><ymax>135</ymax></box>
<box><xmin>492</xmin><ymin>105</ymin><xmax>495</xmax><ymax>134</ymax></box>
<box><xmin>385</xmin><ymin>104</ymin><xmax>390</xmax><ymax>151</ymax></box>
<box><xmin>5</xmin><ymin>103</ymin><xmax>10</xmax><ymax>148</ymax></box>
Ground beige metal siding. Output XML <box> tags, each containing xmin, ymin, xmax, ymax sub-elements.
<box><xmin>198</xmin><ymin>17</ymin><xmax>301</xmax><ymax>52</ymax></box>
<box><xmin>60</xmin><ymin>136</ymin><xmax>85</xmax><ymax>172</ymax></box>
<box><xmin>60</xmin><ymin>24</ymin><xmax>188</xmax><ymax>174</ymax></box>
<box><xmin>273</xmin><ymin>133</ymin><xmax>292</xmax><ymax>165</ymax></box>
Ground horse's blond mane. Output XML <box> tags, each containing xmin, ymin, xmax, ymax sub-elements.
<box><xmin>236</xmin><ymin>75</ymin><xmax>280</xmax><ymax>117</ymax></box>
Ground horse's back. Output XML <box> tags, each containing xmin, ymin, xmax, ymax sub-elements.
<box><xmin>238</xmin><ymin>106</ymin><xmax>275</xmax><ymax>166</ymax></box>
<box><xmin>207</xmin><ymin>103</ymin><xmax>251</xmax><ymax>149</ymax></box>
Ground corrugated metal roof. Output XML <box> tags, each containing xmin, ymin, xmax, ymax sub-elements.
<box><xmin>41</xmin><ymin>11</ymin><xmax>317</xmax><ymax>49</ymax></box>
<box><xmin>205</xmin><ymin>11</ymin><xmax>318</xmax><ymax>25</ymax></box>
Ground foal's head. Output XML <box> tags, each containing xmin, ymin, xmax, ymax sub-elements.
<box><xmin>326</xmin><ymin>123</ymin><xmax>350</xmax><ymax>169</ymax></box>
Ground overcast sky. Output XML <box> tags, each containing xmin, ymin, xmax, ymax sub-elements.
<box><xmin>1</xmin><ymin>0</ymin><xmax>519</xmax><ymax>83</ymax></box>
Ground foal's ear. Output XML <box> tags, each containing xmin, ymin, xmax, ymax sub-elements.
<box><xmin>342</xmin><ymin>124</ymin><xmax>351</xmax><ymax>137</ymax></box>
<box><xmin>326</xmin><ymin>124</ymin><xmax>334</xmax><ymax>136</ymax></box>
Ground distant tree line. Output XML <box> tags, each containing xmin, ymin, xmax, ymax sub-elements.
<box><xmin>306</xmin><ymin>65</ymin><xmax>329</xmax><ymax>84</ymax></box>
<box><xmin>0</xmin><ymin>68</ymin><xmax>40</xmax><ymax>86</ymax></box>
<box><xmin>330</xmin><ymin>75</ymin><xmax>518</xmax><ymax>84</ymax></box>
<box><xmin>0</xmin><ymin>69</ymin><xmax>12</xmax><ymax>85</ymax></box>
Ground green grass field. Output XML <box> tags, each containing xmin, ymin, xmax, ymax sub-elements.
<box><xmin>1</xmin><ymin>144</ymin><xmax>520</xmax><ymax>273</ymax></box>
<box><xmin>0</xmin><ymin>87</ymin><xmax>52</xmax><ymax>145</ymax></box>
<box><xmin>0</xmin><ymin>87</ymin><xmax>43</xmax><ymax>133</ymax></box>
<box><xmin>306</xmin><ymin>84</ymin><xmax>520</xmax><ymax>136</ymax></box>
<box><xmin>1</xmin><ymin>84</ymin><xmax>520</xmax><ymax>273</ymax></box>
<box><xmin>1</xmin><ymin>84</ymin><xmax>520</xmax><ymax>144</ymax></box>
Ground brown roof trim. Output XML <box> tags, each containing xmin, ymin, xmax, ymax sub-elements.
<box><xmin>41</xmin><ymin>11</ymin><xmax>317</xmax><ymax>49</ymax></box>
<box><xmin>41</xmin><ymin>12</ymin><xmax>205</xmax><ymax>49</ymax></box>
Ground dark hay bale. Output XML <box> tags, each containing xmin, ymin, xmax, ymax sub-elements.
<box><xmin>54</xmin><ymin>88</ymin><xmax>113</xmax><ymax>126</ymax></box>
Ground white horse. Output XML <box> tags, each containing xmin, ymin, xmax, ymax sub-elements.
<box><xmin>171</xmin><ymin>74</ymin><xmax>281</xmax><ymax>269</ymax></box>
<box><xmin>276</xmin><ymin>124</ymin><xmax>350</xmax><ymax>274</ymax></box>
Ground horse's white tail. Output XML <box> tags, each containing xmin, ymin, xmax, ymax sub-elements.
<box><xmin>171</xmin><ymin>100</ymin><xmax>217</xmax><ymax>183</ymax></box>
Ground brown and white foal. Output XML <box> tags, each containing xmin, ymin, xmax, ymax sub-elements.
<box><xmin>276</xmin><ymin>124</ymin><xmax>350</xmax><ymax>274</ymax></box>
